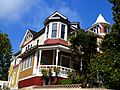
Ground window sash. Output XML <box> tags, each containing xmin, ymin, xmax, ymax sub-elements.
<box><xmin>61</xmin><ymin>56</ymin><xmax>70</xmax><ymax>68</ymax></box>
<box><xmin>29</xmin><ymin>56</ymin><xmax>33</xmax><ymax>67</ymax></box>
<box><xmin>61</xmin><ymin>24</ymin><xmax>65</xmax><ymax>39</ymax></box>
<box><xmin>41</xmin><ymin>56</ymin><xmax>48</xmax><ymax>65</ymax></box>
<box><xmin>52</xmin><ymin>23</ymin><xmax>57</xmax><ymax>37</ymax></box>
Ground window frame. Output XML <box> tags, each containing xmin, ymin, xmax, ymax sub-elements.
<box><xmin>60</xmin><ymin>55</ymin><xmax>71</xmax><ymax>68</ymax></box>
<box><xmin>41</xmin><ymin>56</ymin><xmax>49</xmax><ymax>65</ymax></box>
<box><xmin>51</xmin><ymin>23</ymin><xmax>57</xmax><ymax>38</ymax></box>
<box><xmin>61</xmin><ymin>24</ymin><xmax>66</xmax><ymax>39</ymax></box>
<box><xmin>29</xmin><ymin>56</ymin><xmax>33</xmax><ymax>68</ymax></box>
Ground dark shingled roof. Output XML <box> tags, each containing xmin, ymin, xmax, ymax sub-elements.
<box><xmin>29</xmin><ymin>29</ymin><xmax>37</xmax><ymax>36</ymax></box>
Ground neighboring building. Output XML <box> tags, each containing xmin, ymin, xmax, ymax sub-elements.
<box><xmin>8</xmin><ymin>51</ymin><xmax>21</xmax><ymax>89</ymax></box>
<box><xmin>8</xmin><ymin>12</ymin><xmax>110</xmax><ymax>89</ymax></box>
<box><xmin>0</xmin><ymin>80</ymin><xmax>8</xmax><ymax>89</ymax></box>
<box><xmin>87</xmin><ymin>14</ymin><xmax>111</xmax><ymax>52</ymax></box>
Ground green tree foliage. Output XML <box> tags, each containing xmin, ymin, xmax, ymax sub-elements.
<box><xmin>69</xmin><ymin>30</ymin><xmax>97</xmax><ymax>74</ymax></box>
<box><xmin>87</xmin><ymin>0</ymin><xmax>120</xmax><ymax>89</ymax></box>
<box><xmin>0</xmin><ymin>32</ymin><xmax>12</xmax><ymax>80</ymax></box>
<box><xmin>59</xmin><ymin>72</ymin><xmax>83</xmax><ymax>85</ymax></box>
<box><xmin>89</xmin><ymin>49</ymin><xmax>120</xmax><ymax>89</ymax></box>
<box><xmin>109</xmin><ymin>0</ymin><xmax>120</xmax><ymax>34</ymax></box>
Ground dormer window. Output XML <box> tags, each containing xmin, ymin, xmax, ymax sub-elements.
<box><xmin>61</xmin><ymin>24</ymin><xmax>65</xmax><ymax>39</ymax></box>
<box><xmin>52</xmin><ymin>23</ymin><xmax>57</xmax><ymax>37</ymax></box>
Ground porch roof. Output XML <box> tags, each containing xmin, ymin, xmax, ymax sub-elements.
<box><xmin>19</xmin><ymin>44</ymin><xmax>70</xmax><ymax>58</ymax></box>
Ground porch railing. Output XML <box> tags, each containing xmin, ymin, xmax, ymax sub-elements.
<box><xmin>39</xmin><ymin>65</ymin><xmax>75</xmax><ymax>78</ymax></box>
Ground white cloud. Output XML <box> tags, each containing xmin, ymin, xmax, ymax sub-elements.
<box><xmin>28</xmin><ymin>0</ymin><xmax>80</xmax><ymax>30</ymax></box>
<box><xmin>0</xmin><ymin>0</ymin><xmax>80</xmax><ymax>27</ymax></box>
<box><xmin>0</xmin><ymin>0</ymin><xmax>34</xmax><ymax>21</ymax></box>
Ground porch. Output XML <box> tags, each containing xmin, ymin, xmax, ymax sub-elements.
<box><xmin>33</xmin><ymin>46</ymin><xmax>76</xmax><ymax>78</ymax></box>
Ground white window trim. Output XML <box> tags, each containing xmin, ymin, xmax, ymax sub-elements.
<box><xmin>60</xmin><ymin>55</ymin><xmax>71</xmax><ymax>68</ymax></box>
<box><xmin>29</xmin><ymin>56</ymin><xmax>33</xmax><ymax>68</ymax></box>
<box><xmin>59</xmin><ymin>22</ymin><xmax>67</xmax><ymax>40</ymax></box>
<box><xmin>23</xmin><ymin>60</ymin><xmax>26</xmax><ymax>71</ymax></box>
<box><xmin>45</xmin><ymin>22</ymin><xmax>61</xmax><ymax>41</ymax></box>
<box><xmin>51</xmin><ymin>22</ymin><xmax>58</xmax><ymax>38</ymax></box>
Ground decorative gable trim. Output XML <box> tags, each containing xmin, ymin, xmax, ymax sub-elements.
<box><xmin>49</xmin><ymin>11</ymin><xmax>67</xmax><ymax>20</ymax></box>
<box><xmin>20</xmin><ymin>29</ymin><xmax>34</xmax><ymax>48</ymax></box>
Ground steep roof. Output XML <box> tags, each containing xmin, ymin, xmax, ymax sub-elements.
<box><xmin>44</xmin><ymin>11</ymin><xmax>69</xmax><ymax>25</ymax></box>
<box><xmin>93</xmin><ymin>14</ymin><xmax>110</xmax><ymax>25</ymax></box>
<box><xmin>29</xmin><ymin>29</ymin><xmax>37</xmax><ymax>36</ymax></box>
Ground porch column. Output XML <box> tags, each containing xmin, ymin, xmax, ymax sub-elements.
<box><xmin>33</xmin><ymin>51</ymin><xmax>38</xmax><ymax>75</ymax></box>
<box><xmin>52</xmin><ymin>50</ymin><xmax>55</xmax><ymax>65</ymax></box>
<box><xmin>37</xmin><ymin>50</ymin><xmax>42</xmax><ymax>75</ymax></box>
<box><xmin>56</xmin><ymin>49</ymin><xmax>60</xmax><ymax>67</ymax></box>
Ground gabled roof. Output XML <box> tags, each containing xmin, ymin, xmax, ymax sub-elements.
<box><xmin>49</xmin><ymin>11</ymin><xmax>68</xmax><ymax>20</ymax></box>
<box><xmin>20</xmin><ymin>29</ymin><xmax>37</xmax><ymax>47</ymax></box>
<box><xmin>44</xmin><ymin>11</ymin><xmax>69</xmax><ymax>25</ymax></box>
<box><xmin>29</xmin><ymin>29</ymin><xmax>37</xmax><ymax>35</ymax></box>
<box><xmin>93</xmin><ymin>14</ymin><xmax>110</xmax><ymax>25</ymax></box>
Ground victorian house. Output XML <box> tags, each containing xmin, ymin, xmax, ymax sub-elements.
<box><xmin>8</xmin><ymin>11</ymin><xmax>110</xmax><ymax>89</ymax></box>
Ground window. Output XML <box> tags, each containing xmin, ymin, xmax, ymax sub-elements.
<box><xmin>37</xmin><ymin>39</ymin><xmax>39</xmax><ymax>46</ymax></box>
<box><xmin>28</xmin><ymin>45</ymin><xmax>30</xmax><ymax>49</ymax></box>
<box><xmin>52</xmin><ymin>23</ymin><xmax>57</xmax><ymax>37</ymax></box>
<box><xmin>46</xmin><ymin>25</ymin><xmax>49</xmax><ymax>38</ymax></box>
<box><xmin>41</xmin><ymin>56</ymin><xmax>48</xmax><ymax>65</ymax></box>
<box><xmin>26</xmin><ymin>47</ymin><xmax>28</xmax><ymax>51</ymax></box>
<box><xmin>61</xmin><ymin>55</ymin><xmax>71</xmax><ymax>68</ymax></box>
<box><xmin>29</xmin><ymin>56</ymin><xmax>33</xmax><ymax>67</ymax></box>
<box><xmin>61</xmin><ymin>24</ymin><xmax>65</xmax><ymax>39</ymax></box>
<box><xmin>104</xmin><ymin>27</ymin><xmax>109</xmax><ymax>33</ymax></box>
<box><xmin>14</xmin><ymin>58</ymin><xmax>17</xmax><ymax>65</ymax></box>
<box><xmin>96</xmin><ymin>28</ymin><xmax>99</xmax><ymax>33</ymax></box>
<box><xmin>23</xmin><ymin>60</ymin><xmax>26</xmax><ymax>70</ymax></box>
<box><xmin>26</xmin><ymin>59</ymin><xmax>29</xmax><ymax>69</ymax></box>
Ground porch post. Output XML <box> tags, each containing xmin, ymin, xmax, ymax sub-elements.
<box><xmin>52</xmin><ymin>50</ymin><xmax>55</xmax><ymax>65</ymax></box>
<box><xmin>56</xmin><ymin>49</ymin><xmax>59</xmax><ymax>67</ymax></box>
<box><xmin>33</xmin><ymin>51</ymin><xmax>38</xmax><ymax>75</ymax></box>
<box><xmin>37</xmin><ymin>50</ymin><xmax>42</xmax><ymax>75</ymax></box>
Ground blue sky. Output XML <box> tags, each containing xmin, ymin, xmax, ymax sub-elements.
<box><xmin>0</xmin><ymin>0</ymin><xmax>113</xmax><ymax>53</ymax></box>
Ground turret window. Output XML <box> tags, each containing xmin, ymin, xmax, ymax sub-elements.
<box><xmin>52</xmin><ymin>23</ymin><xmax>57</xmax><ymax>37</ymax></box>
<box><xmin>61</xmin><ymin>24</ymin><xmax>65</xmax><ymax>39</ymax></box>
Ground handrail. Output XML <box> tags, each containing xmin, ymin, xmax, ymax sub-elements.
<box><xmin>39</xmin><ymin>65</ymin><xmax>75</xmax><ymax>77</ymax></box>
<box><xmin>40</xmin><ymin>65</ymin><xmax>74</xmax><ymax>70</ymax></box>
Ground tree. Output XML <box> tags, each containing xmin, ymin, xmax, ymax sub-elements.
<box><xmin>109</xmin><ymin>0</ymin><xmax>120</xmax><ymax>34</ymax></box>
<box><xmin>69</xmin><ymin>29</ymin><xmax>97</xmax><ymax>74</ymax></box>
<box><xmin>89</xmin><ymin>49</ymin><xmax>120</xmax><ymax>89</ymax></box>
<box><xmin>87</xmin><ymin>0</ymin><xmax>120</xmax><ymax>89</ymax></box>
<box><xmin>0</xmin><ymin>32</ymin><xmax>12</xmax><ymax>80</ymax></box>
<box><xmin>69</xmin><ymin>29</ymin><xmax>97</xmax><ymax>87</ymax></box>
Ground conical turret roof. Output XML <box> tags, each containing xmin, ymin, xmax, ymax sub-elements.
<box><xmin>93</xmin><ymin>14</ymin><xmax>110</xmax><ymax>25</ymax></box>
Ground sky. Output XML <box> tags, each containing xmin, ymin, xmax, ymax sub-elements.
<box><xmin>0</xmin><ymin>0</ymin><xmax>113</xmax><ymax>53</ymax></box>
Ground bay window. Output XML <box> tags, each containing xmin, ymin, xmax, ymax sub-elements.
<box><xmin>52</xmin><ymin>23</ymin><xmax>57</xmax><ymax>37</ymax></box>
<box><xmin>61</xmin><ymin>24</ymin><xmax>65</xmax><ymax>39</ymax></box>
